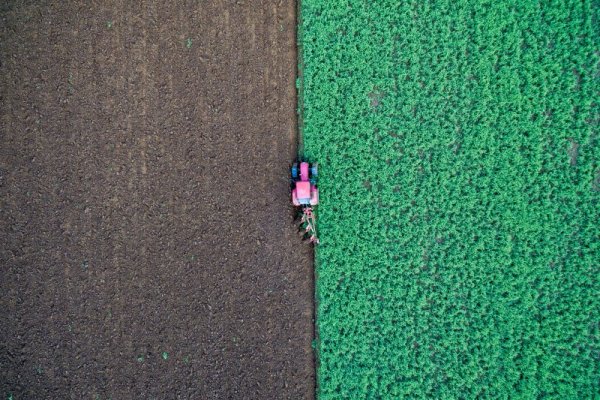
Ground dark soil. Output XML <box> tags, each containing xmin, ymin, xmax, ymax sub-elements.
<box><xmin>1</xmin><ymin>1</ymin><xmax>313</xmax><ymax>399</ymax></box>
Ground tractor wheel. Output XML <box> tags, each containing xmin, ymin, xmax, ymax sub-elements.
<box><xmin>291</xmin><ymin>162</ymin><xmax>299</xmax><ymax>179</ymax></box>
<box><xmin>310</xmin><ymin>163</ymin><xmax>318</xmax><ymax>177</ymax></box>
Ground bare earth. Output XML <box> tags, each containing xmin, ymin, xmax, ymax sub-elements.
<box><xmin>1</xmin><ymin>1</ymin><xmax>314</xmax><ymax>398</ymax></box>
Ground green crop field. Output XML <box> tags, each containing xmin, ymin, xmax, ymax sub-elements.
<box><xmin>299</xmin><ymin>1</ymin><xmax>599</xmax><ymax>398</ymax></box>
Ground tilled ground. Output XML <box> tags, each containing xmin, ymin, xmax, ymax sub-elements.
<box><xmin>1</xmin><ymin>1</ymin><xmax>313</xmax><ymax>399</ymax></box>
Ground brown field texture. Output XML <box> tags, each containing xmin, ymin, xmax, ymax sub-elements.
<box><xmin>1</xmin><ymin>1</ymin><xmax>314</xmax><ymax>399</ymax></box>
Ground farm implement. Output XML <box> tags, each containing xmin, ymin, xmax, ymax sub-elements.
<box><xmin>291</xmin><ymin>161</ymin><xmax>319</xmax><ymax>244</ymax></box>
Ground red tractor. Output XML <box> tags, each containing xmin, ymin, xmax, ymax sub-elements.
<box><xmin>291</xmin><ymin>161</ymin><xmax>319</xmax><ymax>206</ymax></box>
<box><xmin>291</xmin><ymin>161</ymin><xmax>319</xmax><ymax>244</ymax></box>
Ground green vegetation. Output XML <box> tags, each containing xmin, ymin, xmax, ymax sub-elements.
<box><xmin>299</xmin><ymin>1</ymin><xmax>599</xmax><ymax>398</ymax></box>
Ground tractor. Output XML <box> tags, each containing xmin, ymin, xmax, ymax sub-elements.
<box><xmin>291</xmin><ymin>161</ymin><xmax>319</xmax><ymax>244</ymax></box>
